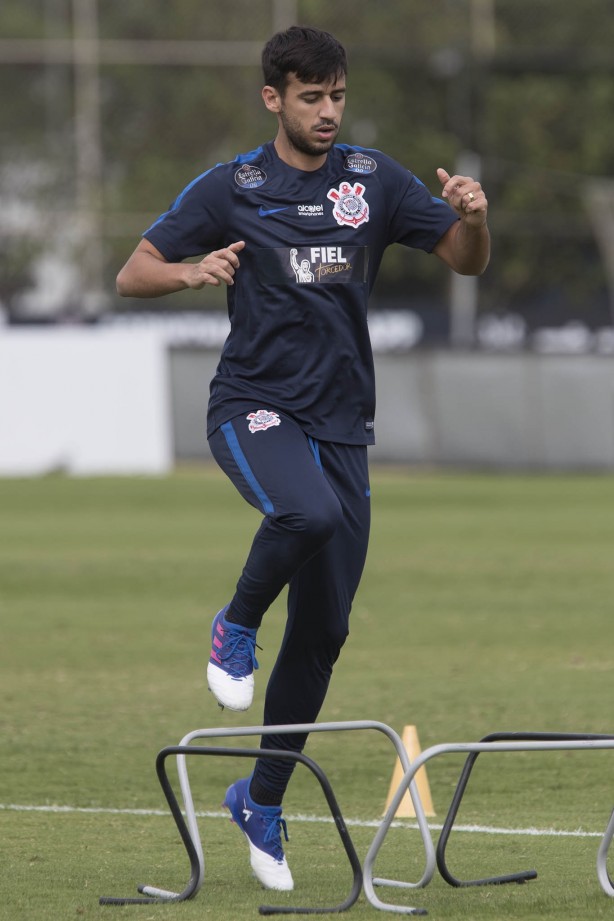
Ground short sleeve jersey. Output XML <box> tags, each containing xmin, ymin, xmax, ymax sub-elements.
<box><xmin>144</xmin><ymin>141</ymin><xmax>457</xmax><ymax>445</ymax></box>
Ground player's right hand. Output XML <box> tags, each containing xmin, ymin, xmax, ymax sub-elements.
<box><xmin>186</xmin><ymin>240</ymin><xmax>246</xmax><ymax>289</ymax></box>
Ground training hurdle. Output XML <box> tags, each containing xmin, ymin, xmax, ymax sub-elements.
<box><xmin>100</xmin><ymin>720</ymin><xmax>435</xmax><ymax>914</ymax></box>
<box><xmin>100</xmin><ymin>723</ymin><xmax>614</xmax><ymax>915</ymax></box>
<box><xmin>101</xmin><ymin>744</ymin><xmax>363</xmax><ymax>915</ymax></box>
<box><xmin>364</xmin><ymin>734</ymin><xmax>614</xmax><ymax>914</ymax></box>
<box><xmin>436</xmin><ymin>731</ymin><xmax>614</xmax><ymax>888</ymax></box>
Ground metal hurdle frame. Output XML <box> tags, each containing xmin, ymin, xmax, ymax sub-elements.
<box><xmin>435</xmin><ymin>731</ymin><xmax>614</xmax><ymax>889</ymax></box>
<box><xmin>101</xmin><ymin>744</ymin><xmax>363</xmax><ymax>915</ymax></box>
<box><xmin>100</xmin><ymin>720</ymin><xmax>436</xmax><ymax>914</ymax></box>
<box><xmin>100</xmin><ymin>725</ymin><xmax>614</xmax><ymax>916</ymax></box>
<box><xmin>363</xmin><ymin>737</ymin><xmax>614</xmax><ymax>914</ymax></box>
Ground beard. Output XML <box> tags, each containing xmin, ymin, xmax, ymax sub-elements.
<box><xmin>278</xmin><ymin>107</ymin><xmax>338</xmax><ymax>158</ymax></box>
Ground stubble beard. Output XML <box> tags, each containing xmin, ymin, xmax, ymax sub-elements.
<box><xmin>279</xmin><ymin>108</ymin><xmax>338</xmax><ymax>159</ymax></box>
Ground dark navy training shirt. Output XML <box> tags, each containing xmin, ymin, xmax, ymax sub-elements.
<box><xmin>144</xmin><ymin>141</ymin><xmax>457</xmax><ymax>445</ymax></box>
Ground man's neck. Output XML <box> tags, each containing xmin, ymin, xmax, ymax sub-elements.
<box><xmin>273</xmin><ymin>135</ymin><xmax>327</xmax><ymax>172</ymax></box>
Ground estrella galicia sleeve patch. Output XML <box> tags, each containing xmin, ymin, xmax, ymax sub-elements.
<box><xmin>234</xmin><ymin>165</ymin><xmax>267</xmax><ymax>188</ymax></box>
<box><xmin>256</xmin><ymin>245</ymin><xmax>369</xmax><ymax>285</ymax></box>
<box><xmin>344</xmin><ymin>151</ymin><xmax>378</xmax><ymax>174</ymax></box>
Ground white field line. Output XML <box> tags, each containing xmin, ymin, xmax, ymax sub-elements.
<box><xmin>0</xmin><ymin>802</ymin><xmax>605</xmax><ymax>839</ymax></box>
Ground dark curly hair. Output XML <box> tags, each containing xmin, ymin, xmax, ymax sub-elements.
<box><xmin>262</xmin><ymin>25</ymin><xmax>347</xmax><ymax>93</ymax></box>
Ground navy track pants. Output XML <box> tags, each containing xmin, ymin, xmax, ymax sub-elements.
<box><xmin>208</xmin><ymin>409</ymin><xmax>371</xmax><ymax>798</ymax></box>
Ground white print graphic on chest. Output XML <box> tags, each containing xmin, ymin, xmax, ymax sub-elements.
<box><xmin>290</xmin><ymin>247</ymin><xmax>348</xmax><ymax>283</ymax></box>
<box><xmin>298</xmin><ymin>204</ymin><xmax>324</xmax><ymax>216</ymax></box>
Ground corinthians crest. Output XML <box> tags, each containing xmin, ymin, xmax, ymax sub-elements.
<box><xmin>246</xmin><ymin>409</ymin><xmax>281</xmax><ymax>433</ymax></box>
<box><xmin>327</xmin><ymin>181</ymin><xmax>369</xmax><ymax>228</ymax></box>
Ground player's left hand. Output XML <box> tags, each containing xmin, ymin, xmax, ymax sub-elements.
<box><xmin>437</xmin><ymin>168</ymin><xmax>488</xmax><ymax>226</ymax></box>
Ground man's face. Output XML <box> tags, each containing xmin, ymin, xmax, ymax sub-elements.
<box><xmin>276</xmin><ymin>72</ymin><xmax>346</xmax><ymax>159</ymax></box>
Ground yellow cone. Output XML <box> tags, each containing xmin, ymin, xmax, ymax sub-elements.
<box><xmin>383</xmin><ymin>725</ymin><xmax>435</xmax><ymax>818</ymax></box>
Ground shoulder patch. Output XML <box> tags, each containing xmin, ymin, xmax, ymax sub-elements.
<box><xmin>234</xmin><ymin>165</ymin><xmax>267</xmax><ymax>189</ymax></box>
<box><xmin>344</xmin><ymin>151</ymin><xmax>378</xmax><ymax>174</ymax></box>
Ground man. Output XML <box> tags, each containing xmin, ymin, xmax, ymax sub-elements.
<box><xmin>117</xmin><ymin>25</ymin><xmax>489</xmax><ymax>891</ymax></box>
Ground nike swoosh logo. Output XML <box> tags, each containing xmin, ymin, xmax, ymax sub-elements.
<box><xmin>258</xmin><ymin>206</ymin><xmax>289</xmax><ymax>217</ymax></box>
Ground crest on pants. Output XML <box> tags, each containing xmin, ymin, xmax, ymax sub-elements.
<box><xmin>247</xmin><ymin>410</ymin><xmax>281</xmax><ymax>433</ymax></box>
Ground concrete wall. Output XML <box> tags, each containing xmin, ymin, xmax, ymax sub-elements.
<box><xmin>170</xmin><ymin>348</ymin><xmax>614</xmax><ymax>470</ymax></box>
<box><xmin>168</xmin><ymin>346</ymin><xmax>219</xmax><ymax>463</ymax></box>
<box><xmin>0</xmin><ymin>328</ymin><xmax>172</xmax><ymax>475</ymax></box>
<box><xmin>2</xmin><ymin>330</ymin><xmax>612</xmax><ymax>475</ymax></box>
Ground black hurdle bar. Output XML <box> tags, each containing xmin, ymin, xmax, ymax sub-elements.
<box><xmin>436</xmin><ymin>730</ymin><xmax>614</xmax><ymax>888</ymax></box>
<box><xmin>100</xmin><ymin>744</ymin><xmax>363</xmax><ymax>915</ymax></box>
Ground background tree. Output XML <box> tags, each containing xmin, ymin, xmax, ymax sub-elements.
<box><xmin>1</xmin><ymin>0</ymin><xmax>612</xmax><ymax>339</ymax></box>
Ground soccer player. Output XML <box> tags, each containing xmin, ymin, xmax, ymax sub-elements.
<box><xmin>116</xmin><ymin>25</ymin><xmax>490</xmax><ymax>891</ymax></box>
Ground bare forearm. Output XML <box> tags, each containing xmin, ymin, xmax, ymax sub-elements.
<box><xmin>116</xmin><ymin>251</ymin><xmax>191</xmax><ymax>298</ymax></box>
<box><xmin>447</xmin><ymin>219</ymin><xmax>491</xmax><ymax>276</ymax></box>
<box><xmin>116</xmin><ymin>239</ymin><xmax>246</xmax><ymax>298</ymax></box>
<box><xmin>434</xmin><ymin>168</ymin><xmax>490</xmax><ymax>276</ymax></box>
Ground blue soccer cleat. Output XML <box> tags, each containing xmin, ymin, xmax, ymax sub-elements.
<box><xmin>207</xmin><ymin>606</ymin><xmax>259</xmax><ymax>711</ymax></box>
<box><xmin>223</xmin><ymin>776</ymin><xmax>294</xmax><ymax>891</ymax></box>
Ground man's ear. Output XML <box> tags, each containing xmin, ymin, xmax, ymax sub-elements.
<box><xmin>262</xmin><ymin>85</ymin><xmax>282</xmax><ymax>113</ymax></box>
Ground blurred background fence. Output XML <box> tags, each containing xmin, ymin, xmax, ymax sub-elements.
<box><xmin>1</xmin><ymin>0</ymin><xmax>614</xmax><ymax>473</ymax></box>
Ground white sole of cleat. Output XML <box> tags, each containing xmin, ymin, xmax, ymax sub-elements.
<box><xmin>246</xmin><ymin>838</ymin><xmax>294</xmax><ymax>891</ymax></box>
<box><xmin>206</xmin><ymin>661</ymin><xmax>254</xmax><ymax>711</ymax></box>
<box><xmin>225</xmin><ymin>813</ymin><xmax>294</xmax><ymax>891</ymax></box>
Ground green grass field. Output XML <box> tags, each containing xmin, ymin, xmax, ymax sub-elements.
<box><xmin>2</xmin><ymin>467</ymin><xmax>614</xmax><ymax>920</ymax></box>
